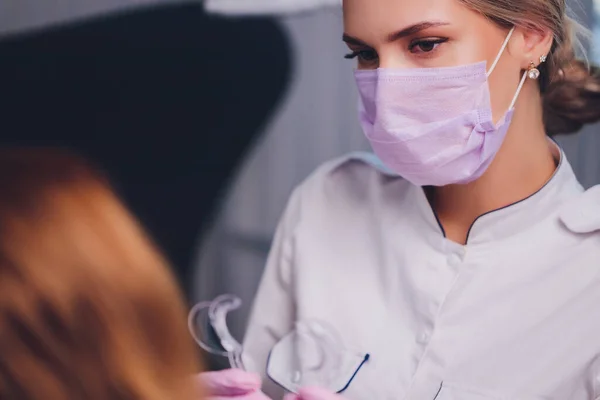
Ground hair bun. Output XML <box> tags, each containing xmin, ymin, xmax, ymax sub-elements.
<box><xmin>543</xmin><ymin>61</ymin><xmax>600</xmax><ymax>135</ymax></box>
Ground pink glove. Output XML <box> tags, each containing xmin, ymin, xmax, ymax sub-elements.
<box><xmin>197</xmin><ymin>369</ymin><xmax>271</xmax><ymax>400</ymax></box>
<box><xmin>283</xmin><ymin>387</ymin><xmax>348</xmax><ymax>400</ymax></box>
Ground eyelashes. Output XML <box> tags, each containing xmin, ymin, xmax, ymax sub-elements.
<box><xmin>344</xmin><ymin>49</ymin><xmax>377</xmax><ymax>62</ymax></box>
<box><xmin>408</xmin><ymin>38</ymin><xmax>449</xmax><ymax>54</ymax></box>
<box><xmin>344</xmin><ymin>37</ymin><xmax>449</xmax><ymax>62</ymax></box>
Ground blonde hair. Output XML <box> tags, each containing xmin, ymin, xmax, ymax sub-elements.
<box><xmin>0</xmin><ymin>148</ymin><xmax>201</xmax><ymax>400</ymax></box>
<box><xmin>459</xmin><ymin>0</ymin><xmax>600</xmax><ymax>134</ymax></box>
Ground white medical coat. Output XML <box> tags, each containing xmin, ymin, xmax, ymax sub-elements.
<box><xmin>244</xmin><ymin>146</ymin><xmax>600</xmax><ymax>400</ymax></box>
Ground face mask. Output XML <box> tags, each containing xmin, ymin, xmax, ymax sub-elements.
<box><xmin>354</xmin><ymin>27</ymin><xmax>530</xmax><ymax>187</ymax></box>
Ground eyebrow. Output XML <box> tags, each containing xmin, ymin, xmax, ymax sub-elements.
<box><xmin>342</xmin><ymin>34</ymin><xmax>369</xmax><ymax>47</ymax></box>
<box><xmin>342</xmin><ymin>21</ymin><xmax>450</xmax><ymax>46</ymax></box>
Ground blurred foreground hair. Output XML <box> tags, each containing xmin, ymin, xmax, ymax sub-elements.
<box><xmin>0</xmin><ymin>148</ymin><xmax>200</xmax><ymax>400</ymax></box>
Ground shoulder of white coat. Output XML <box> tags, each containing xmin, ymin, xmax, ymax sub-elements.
<box><xmin>294</xmin><ymin>151</ymin><xmax>405</xmax><ymax>204</ymax></box>
<box><xmin>328</xmin><ymin>151</ymin><xmax>398</xmax><ymax>175</ymax></box>
<box><xmin>559</xmin><ymin>185</ymin><xmax>600</xmax><ymax>234</ymax></box>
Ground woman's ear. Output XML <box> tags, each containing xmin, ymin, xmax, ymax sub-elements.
<box><xmin>510</xmin><ymin>27</ymin><xmax>554</xmax><ymax>69</ymax></box>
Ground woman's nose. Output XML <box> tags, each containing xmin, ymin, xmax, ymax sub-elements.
<box><xmin>377</xmin><ymin>50</ymin><xmax>412</xmax><ymax>69</ymax></box>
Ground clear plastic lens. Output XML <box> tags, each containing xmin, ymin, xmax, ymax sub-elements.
<box><xmin>189</xmin><ymin>295</ymin><xmax>355</xmax><ymax>393</ymax></box>
<box><xmin>188</xmin><ymin>295</ymin><xmax>248</xmax><ymax>370</ymax></box>
<box><xmin>188</xmin><ymin>301</ymin><xmax>229</xmax><ymax>357</ymax></box>
<box><xmin>188</xmin><ymin>295</ymin><xmax>258</xmax><ymax>372</ymax></box>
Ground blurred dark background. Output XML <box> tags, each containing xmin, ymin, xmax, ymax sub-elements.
<box><xmin>0</xmin><ymin>3</ymin><xmax>291</xmax><ymax>299</ymax></box>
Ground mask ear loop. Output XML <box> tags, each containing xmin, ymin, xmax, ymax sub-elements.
<box><xmin>486</xmin><ymin>27</ymin><xmax>515</xmax><ymax>77</ymax></box>
<box><xmin>486</xmin><ymin>27</ymin><xmax>537</xmax><ymax>111</ymax></box>
<box><xmin>508</xmin><ymin>68</ymin><xmax>530</xmax><ymax>110</ymax></box>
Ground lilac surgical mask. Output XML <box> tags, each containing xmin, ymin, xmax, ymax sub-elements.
<box><xmin>355</xmin><ymin>27</ymin><xmax>531</xmax><ymax>187</ymax></box>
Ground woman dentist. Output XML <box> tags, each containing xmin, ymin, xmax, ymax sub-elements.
<box><xmin>203</xmin><ymin>0</ymin><xmax>600</xmax><ymax>398</ymax></box>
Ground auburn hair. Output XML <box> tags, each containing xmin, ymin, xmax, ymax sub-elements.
<box><xmin>0</xmin><ymin>148</ymin><xmax>201</xmax><ymax>400</ymax></box>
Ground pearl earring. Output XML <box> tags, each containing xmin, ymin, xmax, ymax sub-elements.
<box><xmin>527</xmin><ymin>62</ymin><xmax>540</xmax><ymax>80</ymax></box>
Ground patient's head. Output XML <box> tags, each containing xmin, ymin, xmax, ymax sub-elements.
<box><xmin>0</xmin><ymin>148</ymin><xmax>200</xmax><ymax>400</ymax></box>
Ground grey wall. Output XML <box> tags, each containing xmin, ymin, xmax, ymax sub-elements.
<box><xmin>0</xmin><ymin>0</ymin><xmax>182</xmax><ymax>36</ymax></box>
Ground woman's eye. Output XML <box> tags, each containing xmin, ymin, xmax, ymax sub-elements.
<box><xmin>409</xmin><ymin>38</ymin><xmax>448</xmax><ymax>54</ymax></box>
<box><xmin>344</xmin><ymin>50</ymin><xmax>378</xmax><ymax>62</ymax></box>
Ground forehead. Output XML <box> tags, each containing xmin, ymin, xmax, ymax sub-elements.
<box><xmin>343</xmin><ymin>0</ymin><xmax>473</xmax><ymax>37</ymax></box>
